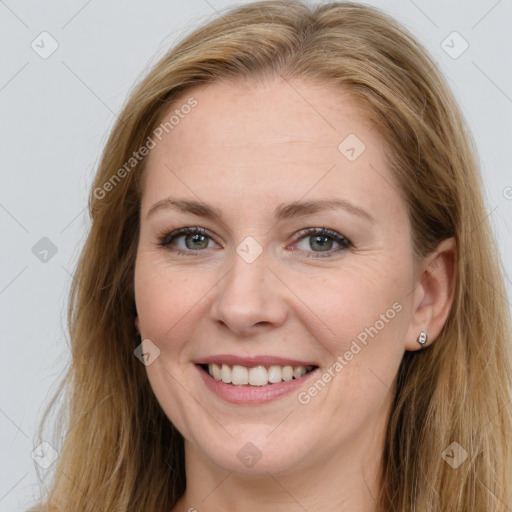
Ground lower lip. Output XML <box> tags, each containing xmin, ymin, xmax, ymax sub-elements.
<box><xmin>196</xmin><ymin>365</ymin><xmax>319</xmax><ymax>404</ymax></box>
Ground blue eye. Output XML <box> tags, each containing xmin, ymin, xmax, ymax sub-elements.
<box><xmin>293</xmin><ymin>227</ymin><xmax>352</xmax><ymax>257</ymax></box>
<box><xmin>158</xmin><ymin>226</ymin><xmax>352</xmax><ymax>258</ymax></box>
<box><xmin>159</xmin><ymin>227</ymin><xmax>217</xmax><ymax>254</ymax></box>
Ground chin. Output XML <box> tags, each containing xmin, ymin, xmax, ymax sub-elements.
<box><xmin>187</xmin><ymin>424</ymin><xmax>316</xmax><ymax>476</ymax></box>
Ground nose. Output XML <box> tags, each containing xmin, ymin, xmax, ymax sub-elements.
<box><xmin>209</xmin><ymin>247</ymin><xmax>288</xmax><ymax>337</ymax></box>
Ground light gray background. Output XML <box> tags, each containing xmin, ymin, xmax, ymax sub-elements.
<box><xmin>1</xmin><ymin>0</ymin><xmax>511</xmax><ymax>510</ymax></box>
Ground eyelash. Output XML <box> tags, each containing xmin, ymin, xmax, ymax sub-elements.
<box><xmin>157</xmin><ymin>226</ymin><xmax>353</xmax><ymax>258</ymax></box>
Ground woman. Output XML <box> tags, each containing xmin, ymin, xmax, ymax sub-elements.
<box><xmin>28</xmin><ymin>1</ymin><xmax>512</xmax><ymax>511</ymax></box>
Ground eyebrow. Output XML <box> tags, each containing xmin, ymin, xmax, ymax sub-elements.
<box><xmin>146</xmin><ymin>197</ymin><xmax>375</xmax><ymax>223</ymax></box>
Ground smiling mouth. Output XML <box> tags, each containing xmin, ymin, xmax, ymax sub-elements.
<box><xmin>199</xmin><ymin>363</ymin><xmax>318</xmax><ymax>386</ymax></box>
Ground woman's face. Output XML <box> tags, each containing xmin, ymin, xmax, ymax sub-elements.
<box><xmin>134</xmin><ymin>77</ymin><xmax>423</xmax><ymax>477</ymax></box>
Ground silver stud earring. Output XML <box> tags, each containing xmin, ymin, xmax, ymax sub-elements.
<box><xmin>417</xmin><ymin>331</ymin><xmax>428</xmax><ymax>348</ymax></box>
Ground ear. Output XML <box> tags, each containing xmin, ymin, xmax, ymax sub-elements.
<box><xmin>405</xmin><ymin>237</ymin><xmax>456</xmax><ymax>351</ymax></box>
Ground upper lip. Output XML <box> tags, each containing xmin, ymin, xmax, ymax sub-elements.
<box><xmin>195</xmin><ymin>354</ymin><xmax>318</xmax><ymax>367</ymax></box>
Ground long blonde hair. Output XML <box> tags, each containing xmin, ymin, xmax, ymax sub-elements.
<box><xmin>28</xmin><ymin>1</ymin><xmax>512</xmax><ymax>510</ymax></box>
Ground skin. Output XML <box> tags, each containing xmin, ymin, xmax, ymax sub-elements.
<box><xmin>133</xmin><ymin>77</ymin><xmax>455</xmax><ymax>512</ymax></box>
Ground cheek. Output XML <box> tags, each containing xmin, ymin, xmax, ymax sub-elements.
<box><xmin>134</xmin><ymin>256</ymin><xmax>217</xmax><ymax>354</ymax></box>
<box><xmin>288</xmin><ymin>267</ymin><xmax>410</xmax><ymax>423</ymax></box>
<box><xmin>279</xmin><ymin>261</ymin><xmax>411</xmax><ymax>357</ymax></box>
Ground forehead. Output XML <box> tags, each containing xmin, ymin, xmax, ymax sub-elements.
<box><xmin>140</xmin><ymin>77</ymin><xmax>400</xmax><ymax>219</ymax></box>
<box><xmin>151</xmin><ymin>77</ymin><xmax>374</xmax><ymax>156</ymax></box>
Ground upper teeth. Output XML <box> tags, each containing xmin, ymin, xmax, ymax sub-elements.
<box><xmin>208</xmin><ymin>363</ymin><xmax>314</xmax><ymax>386</ymax></box>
